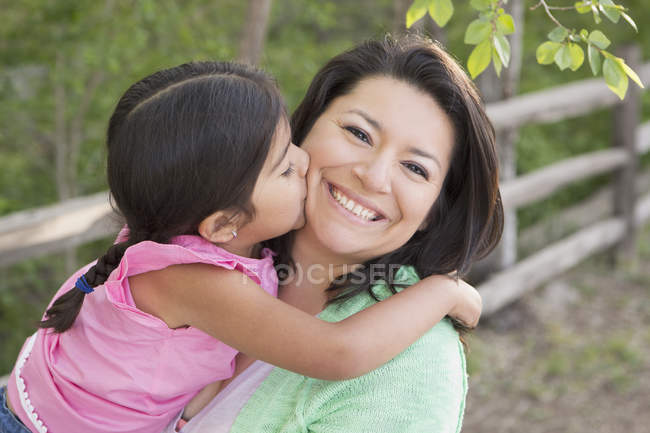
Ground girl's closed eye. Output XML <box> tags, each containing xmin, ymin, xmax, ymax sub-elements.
<box><xmin>343</xmin><ymin>125</ymin><xmax>371</xmax><ymax>145</ymax></box>
<box><xmin>281</xmin><ymin>164</ymin><xmax>295</xmax><ymax>177</ymax></box>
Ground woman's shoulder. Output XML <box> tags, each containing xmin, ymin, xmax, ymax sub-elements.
<box><xmin>232</xmin><ymin>321</ymin><xmax>467</xmax><ymax>433</ymax></box>
<box><xmin>302</xmin><ymin>268</ymin><xmax>467</xmax><ymax>430</ymax></box>
<box><xmin>296</xmin><ymin>318</ymin><xmax>466</xmax><ymax>433</ymax></box>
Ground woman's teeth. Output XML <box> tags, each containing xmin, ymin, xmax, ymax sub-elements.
<box><xmin>330</xmin><ymin>185</ymin><xmax>380</xmax><ymax>221</ymax></box>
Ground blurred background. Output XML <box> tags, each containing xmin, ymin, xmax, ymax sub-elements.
<box><xmin>1</xmin><ymin>1</ymin><xmax>649</xmax><ymax>431</ymax></box>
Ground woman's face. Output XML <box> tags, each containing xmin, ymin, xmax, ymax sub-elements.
<box><xmin>300</xmin><ymin>76</ymin><xmax>455</xmax><ymax>264</ymax></box>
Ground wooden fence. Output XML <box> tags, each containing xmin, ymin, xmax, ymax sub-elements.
<box><xmin>1</xmin><ymin>59</ymin><xmax>650</xmax><ymax>322</ymax></box>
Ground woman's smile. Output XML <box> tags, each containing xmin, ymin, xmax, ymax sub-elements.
<box><xmin>325</xmin><ymin>180</ymin><xmax>387</xmax><ymax>225</ymax></box>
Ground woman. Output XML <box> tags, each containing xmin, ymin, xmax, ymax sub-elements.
<box><xmin>168</xmin><ymin>34</ymin><xmax>503</xmax><ymax>432</ymax></box>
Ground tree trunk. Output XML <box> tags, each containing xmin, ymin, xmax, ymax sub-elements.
<box><xmin>54</xmin><ymin>51</ymin><xmax>70</xmax><ymax>202</ymax></box>
<box><xmin>238</xmin><ymin>0</ymin><xmax>273</xmax><ymax>65</ymax></box>
<box><xmin>472</xmin><ymin>0</ymin><xmax>524</xmax><ymax>280</ymax></box>
<box><xmin>392</xmin><ymin>0</ymin><xmax>411</xmax><ymax>35</ymax></box>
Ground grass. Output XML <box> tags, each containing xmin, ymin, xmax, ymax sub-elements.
<box><xmin>463</xmin><ymin>222</ymin><xmax>650</xmax><ymax>433</ymax></box>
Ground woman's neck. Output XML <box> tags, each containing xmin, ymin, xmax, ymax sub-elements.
<box><xmin>278</xmin><ymin>227</ymin><xmax>361</xmax><ymax>315</ymax></box>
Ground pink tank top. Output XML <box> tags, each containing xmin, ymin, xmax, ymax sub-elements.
<box><xmin>7</xmin><ymin>234</ymin><xmax>278</xmax><ymax>433</ymax></box>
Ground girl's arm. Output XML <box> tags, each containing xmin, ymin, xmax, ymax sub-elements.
<box><xmin>139</xmin><ymin>263</ymin><xmax>480</xmax><ymax>381</ymax></box>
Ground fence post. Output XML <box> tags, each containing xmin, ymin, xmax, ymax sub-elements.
<box><xmin>612</xmin><ymin>44</ymin><xmax>641</xmax><ymax>266</ymax></box>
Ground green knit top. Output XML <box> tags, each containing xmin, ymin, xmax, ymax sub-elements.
<box><xmin>229</xmin><ymin>266</ymin><xmax>468</xmax><ymax>433</ymax></box>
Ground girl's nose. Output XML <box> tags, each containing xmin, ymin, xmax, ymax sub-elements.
<box><xmin>295</xmin><ymin>145</ymin><xmax>310</xmax><ymax>177</ymax></box>
<box><xmin>352</xmin><ymin>156</ymin><xmax>392</xmax><ymax>194</ymax></box>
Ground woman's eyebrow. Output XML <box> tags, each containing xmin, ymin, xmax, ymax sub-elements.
<box><xmin>408</xmin><ymin>146</ymin><xmax>442</xmax><ymax>170</ymax></box>
<box><xmin>346</xmin><ymin>109</ymin><xmax>381</xmax><ymax>131</ymax></box>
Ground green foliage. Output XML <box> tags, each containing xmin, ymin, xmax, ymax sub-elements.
<box><xmin>468</xmin><ymin>39</ymin><xmax>492</xmax><ymax>79</ymax></box>
<box><xmin>603</xmin><ymin>55</ymin><xmax>628</xmax><ymax>98</ymax></box>
<box><xmin>407</xmin><ymin>0</ymin><xmax>644</xmax><ymax>98</ymax></box>
<box><xmin>407</xmin><ymin>0</ymin><xmax>454</xmax><ymax>28</ymax></box>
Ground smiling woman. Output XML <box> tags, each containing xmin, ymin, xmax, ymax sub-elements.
<box><xmin>168</xmin><ymin>34</ymin><xmax>503</xmax><ymax>433</ymax></box>
<box><xmin>299</xmin><ymin>76</ymin><xmax>455</xmax><ymax>262</ymax></box>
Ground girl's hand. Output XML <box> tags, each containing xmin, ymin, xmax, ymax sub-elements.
<box><xmin>448</xmin><ymin>279</ymin><xmax>482</xmax><ymax>328</ymax></box>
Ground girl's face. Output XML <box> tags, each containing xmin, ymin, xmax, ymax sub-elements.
<box><xmin>239</xmin><ymin>119</ymin><xmax>309</xmax><ymax>244</ymax></box>
<box><xmin>300</xmin><ymin>77</ymin><xmax>455</xmax><ymax>264</ymax></box>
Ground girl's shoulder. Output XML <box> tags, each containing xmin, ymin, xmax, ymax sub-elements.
<box><xmin>109</xmin><ymin>235</ymin><xmax>278</xmax><ymax>293</ymax></box>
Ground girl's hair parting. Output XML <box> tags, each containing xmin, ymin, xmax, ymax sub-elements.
<box><xmin>40</xmin><ymin>61</ymin><xmax>286</xmax><ymax>333</ymax></box>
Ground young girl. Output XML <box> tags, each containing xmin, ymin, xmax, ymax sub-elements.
<box><xmin>2</xmin><ymin>61</ymin><xmax>480</xmax><ymax>433</ymax></box>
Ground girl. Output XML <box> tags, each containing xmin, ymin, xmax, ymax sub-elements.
<box><xmin>2</xmin><ymin>61</ymin><xmax>480</xmax><ymax>433</ymax></box>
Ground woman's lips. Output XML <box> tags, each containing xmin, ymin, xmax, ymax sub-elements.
<box><xmin>324</xmin><ymin>181</ymin><xmax>387</xmax><ymax>225</ymax></box>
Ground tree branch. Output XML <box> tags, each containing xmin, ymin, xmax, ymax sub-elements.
<box><xmin>533</xmin><ymin>0</ymin><xmax>569</xmax><ymax>30</ymax></box>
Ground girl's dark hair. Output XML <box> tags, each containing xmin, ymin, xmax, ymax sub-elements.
<box><xmin>40</xmin><ymin>61</ymin><xmax>285</xmax><ymax>333</ymax></box>
<box><xmin>267</xmin><ymin>34</ymin><xmax>503</xmax><ymax>318</ymax></box>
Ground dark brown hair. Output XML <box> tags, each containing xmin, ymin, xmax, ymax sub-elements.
<box><xmin>267</xmin><ymin>34</ymin><xmax>503</xmax><ymax>310</ymax></box>
<box><xmin>40</xmin><ymin>61</ymin><xmax>286</xmax><ymax>333</ymax></box>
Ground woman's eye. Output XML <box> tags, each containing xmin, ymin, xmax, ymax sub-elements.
<box><xmin>403</xmin><ymin>162</ymin><xmax>428</xmax><ymax>179</ymax></box>
<box><xmin>344</xmin><ymin>126</ymin><xmax>370</xmax><ymax>144</ymax></box>
<box><xmin>281</xmin><ymin>164</ymin><xmax>295</xmax><ymax>177</ymax></box>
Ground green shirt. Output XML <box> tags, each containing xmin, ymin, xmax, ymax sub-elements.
<box><xmin>230</xmin><ymin>266</ymin><xmax>468</xmax><ymax>433</ymax></box>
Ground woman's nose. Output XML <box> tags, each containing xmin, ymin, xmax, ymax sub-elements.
<box><xmin>352</xmin><ymin>156</ymin><xmax>392</xmax><ymax>194</ymax></box>
<box><xmin>295</xmin><ymin>145</ymin><xmax>310</xmax><ymax>177</ymax></box>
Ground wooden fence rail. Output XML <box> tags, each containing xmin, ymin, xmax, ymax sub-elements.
<box><xmin>486</xmin><ymin>63</ymin><xmax>650</xmax><ymax>130</ymax></box>
<box><xmin>481</xmin><ymin>191</ymin><xmax>650</xmax><ymax>315</ymax></box>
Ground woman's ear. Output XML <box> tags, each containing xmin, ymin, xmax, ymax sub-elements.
<box><xmin>198</xmin><ymin>210</ymin><xmax>240</xmax><ymax>244</ymax></box>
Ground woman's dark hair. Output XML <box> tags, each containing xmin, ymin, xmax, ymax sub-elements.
<box><xmin>40</xmin><ymin>61</ymin><xmax>286</xmax><ymax>333</ymax></box>
<box><xmin>266</xmin><ymin>34</ymin><xmax>503</xmax><ymax>319</ymax></box>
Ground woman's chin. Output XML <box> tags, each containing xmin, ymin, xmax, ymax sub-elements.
<box><xmin>304</xmin><ymin>219</ymin><xmax>367</xmax><ymax>261</ymax></box>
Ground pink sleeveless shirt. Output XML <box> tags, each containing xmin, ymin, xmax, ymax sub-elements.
<box><xmin>7</xmin><ymin>235</ymin><xmax>278</xmax><ymax>433</ymax></box>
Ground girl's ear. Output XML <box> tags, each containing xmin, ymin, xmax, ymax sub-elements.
<box><xmin>198</xmin><ymin>210</ymin><xmax>240</xmax><ymax>244</ymax></box>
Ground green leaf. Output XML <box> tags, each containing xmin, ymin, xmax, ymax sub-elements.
<box><xmin>588</xmin><ymin>44</ymin><xmax>601</xmax><ymax>75</ymax></box>
<box><xmin>574</xmin><ymin>2</ymin><xmax>591</xmax><ymax>13</ymax></box>
<box><xmin>588</xmin><ymin>30</ymin><xmax>610</xmax><ymax>49</ymax></box>
<box><xmin>619</xmin><ymin>60</ymin><xmax>645</xmax><ymax>89</ymax></box>
<box><xmin>406</xmin><ymin>0</ymin><xmax>428</xmax><ymax>28</ymax></box>
<box><xmin>591</xmin><ymin>5</ymin><xmax>602</xmax><ymax>23</ymax></box>
<box><xmin>603</xmin><ymin>57</ymin><xmax>628</xmax><ymax>99</ymax></box>
<box><xmin>467</xmin><ymin>39</ymin><xmax>492</xmax><ymax>79</ymax></box>
<box><xmin>548</xmin><ymin>26</ymin><xmax>569</xmax><ymax>43</ymax></box>
<box><xmin>536</xmin><ymin>41</ymin><xmax>562</xmax><ymax>65</ymax></box>
<box><xmin>428</xmin><ymin>0</ymin><xmax>454</xmax><ymax>27</ymax></box>
<box><xmin>579</xmin><ymin>29</ymin><xmax>589</xmax><ymax>40</ymax></box>
<box><xmin>568</xmin><ymin>43</ymin><xmax>584</xmax><ymax>71</ymax></box>
<box><xmin>470</xmin><ymin>0</ymin><xmax>492</xmax><ymax>11</ymax></box>
<box><xmin>599</xmin><ymin>0</ymin><xmax>621</xmax><ymax>23</ymax></box>
<box><xmin>621</xmin><ymin>12</ymin><xmax>638</xmax><ymax>32</ymax></box>
<box><xmin>493</xmin><ymin>47</ymin><xmax>502</xmax><ymax>76</ymax></box>
<box><xmin>554</xmin><ymin>44</ymin><xmax>572</xmax><ymax>71</ymax></box>
<box><xmin>497</xmin><ymin>13</ymin><xmax>515</xmax><ymax>35</ymax></box>
<box><xmin>465</xmin><ymin>19</ymin><xmax>491</xmax><ymax>45</ymax></box>
<box><xmin>493</xmin><ymin>33</ymin><xmax>510</xmax><ymax>67</ymax></box>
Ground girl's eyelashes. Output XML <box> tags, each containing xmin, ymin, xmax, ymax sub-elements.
<box><xmin>343</xmin><ymin>125</ymin><xmax>371</xmax><ymax>144</ymax></box>
<box><xmin>281</xmin><ymin>164</ymin><xmax>295</xmax><ymax>177</ymax></box>
<box><xmin>402</xmin><ymin>162</ymin><xmax>429</xmax><ymax>180</ymax></box>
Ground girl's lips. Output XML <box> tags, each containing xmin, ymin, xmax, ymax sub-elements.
<box><xmin>323</xmin><ymin>181</ymin><xmax>388</xmax><ymax>226</ymax></box>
